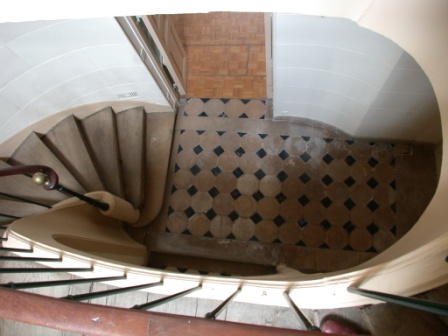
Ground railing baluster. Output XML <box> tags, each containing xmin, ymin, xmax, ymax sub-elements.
<box><xmin>0</xmin><ymin>256</ymin><xmax>63</xmax><ymax>262</ymax></box>
<box><xmin>0</xmin><ymin>192</ymin><xmax>51</xmax><ymax>208</ymax></box>
<box><xmin>283</xmin><ymin>291</ymin><xmax>321</xmax><ymax>332</ymax></box>
<box><xmin>0</xmin><ymin>247</ymin><xmax>33</xmax><ymax>253</ymax></box>
<box><xmin>205</xmin><ymin>287</ymin><xmax>241</xmax><ymax>319</ymax></box>
<box><xmin>348</xmin><ymin>286</ymin><xmax>448</xmax><ymax>317</ymax></box>
<box><xmin>0</xmin><ymin>267</ymin><xmax>94</xmax><ymax>273</ymax></box>
<box><xmin>62</xmin><ymin>281</ymin><xmax>163</xmax><ymax>301</ymax></box>
<box><xmin>132</xmin><ymin>284</ymin><xmax>202</xmax><ymax>310</ymax></box>
<box><xmin>1</xmin><ymin>275</ymin><xmax>127</xmax><ymax>289</ymax></box>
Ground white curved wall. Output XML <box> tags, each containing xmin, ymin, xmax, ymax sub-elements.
<box><xmin>0</xmin><ymin>18</ymin><xmax>169</xmax><ymax>145</ymax></box>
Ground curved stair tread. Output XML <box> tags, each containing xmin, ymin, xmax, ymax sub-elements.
<box><xmin>8</xmin><ymin>132</ymin><xmax>86</xmax><ymax>194</ymax></box>
<box><xmin>42</xmin><ymin>115</ymin><xmax>104</xmax><ymax>192</ymax></box>
<box><xmin>0</xmin><ymin>199</ymin><xmax>48</xmax><ymax>218</ymax></box>
<box><xmin>0</xmin><ymin>160</ymin><xmax>66</xmax><ymax>206</ymax></box>
<box><xmin>116</xmin><ymin>107</ymin><xmax>145</xmax><ymax>208</ymax></box>
<box><xmin>78</xmin><ymin>107</ymin><xmax>124</xmax><ymax>198</ymax></box>
<box><xmin>133</xmin><ymin>112</ymin><xmax>175</xmax><ymax>227</ymax></box>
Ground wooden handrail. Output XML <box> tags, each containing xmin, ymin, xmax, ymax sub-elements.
<box><xmin>0</xmin><ymin>164</ymin><xmax>58</xmax><ymax>189</ymax></box>
<box><xmin>0</xmin><ymin>287</ymin><xmax>338</xmax><ymax>336</ymax></box>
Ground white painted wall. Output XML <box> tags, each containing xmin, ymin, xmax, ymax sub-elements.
<box><xmin>0</xmin><ymin>18</ymin><xmax>170</xmax><ymax>145</ymax></box>
<box><xmin>273</xmin><ymin>14</ymin><xmax>440</xmax><ymax>143</ymax></box>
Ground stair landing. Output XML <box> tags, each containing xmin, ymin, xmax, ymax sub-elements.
<box><xmin>144</xmin><ymin>98</ymin><xmax>438</xmax><ymax>275</ymax></box>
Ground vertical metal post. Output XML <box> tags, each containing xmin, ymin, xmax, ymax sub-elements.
<box><xmin>132</xmin><ymin>284</ymin><xmax>202</xmax><ymax>310</ymax></box>
<box><xmin>283</xmin><ymin>291</ymin><xmax>320</xmax><ymax>331</ymax></box>
<box><xmin>205</xmin><ymin>287</ymin><xmax>241</xmax><ymax>319</ymax></box>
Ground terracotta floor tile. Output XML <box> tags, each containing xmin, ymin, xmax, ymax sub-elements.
<box><xmin>262</xmin><ymin>135</ymin><xmax>284</xmax><ymax>155</ymax></box>
<box><xmin>279</xmin><ymin>222</ymin><xmax>302</xmax><ymax>245</ymax></box>
<box><xmin>349</xmin><ymin>229</ymin><xmax>373</xmax><ymax>252</ymax></box>
<box><xmin>241</xmin><ymin>133</ymin><xmax>263</xmax><ymax>152</ymax></box>
<box><xmin>215</xmin><ymin>172</ymin><xmax>237</xmax><ymax>193</ymax></box>
<box><xmin>188</xmin><ymin>213</ymin><xmax>210</xmax><ymax>237</ymax></box>
<box><xmin>325</xmin><ymin>226</ymin><xmax>349</xmax><ymax>249</ymax></box>
<box><xmin>170</xmin><ymin>190</ymin><xmax>191</xmax><ymax>211</ymax></box>
<box><xmin>197</xmin><ymin>151</ymin><xmax>218</xmax><ymax>170</ymax></box>
<box><xmin>239</xmin><ymin>152</ymin><xmax>262</xmax><ymax>174</ymax></box>
<box><xmin>236</xmin><ymin>174</ymin><xmax>259</xmax><ymax>195</ymax></box>
<box><xmin>255</xmin><ymin>220</ymin><xmax>279</xmax><ymax>244</ymax></box>
<box><xmin>259</xmin><ymin>175</ymin><xmax>281</xmax><ymax>197</ymax></box>
<box><xmin>195</xmin><ymin>170</ymin><xmax>216</xmax><ymax>191</ymax></box>
<box><xmin>168</xmin><ymin>211</ymin><xmax>189</xmax><ymax>233</ymax></box>
<box><xmin>217</xmin><ymin>152</ymin><xmax>240</xmax><ymax>172</ymax></box>
<box><xmin>257</xmin><ymin>197</ymin><xmax>281</xmax><ymax>220</ymax></box>
<box><xmin>280</xmin><ymin>199</ymin><xmax>302</xmax><ymax>222</ymax></box>
<box><xmin>301</xmin><ymin>225</ymin><xmax>325</xmax><ymax>248</ymax></box>
<box><xmin>199</xmin><ymin>131</ymin><xmax>221</xmax><ymax>151</ymax></box>
<box><xmin>234</xmin><ymin>195</ymin><xmax>257</xmax><ymax>217</ymax></box>
<box><xmin>233</xmin><ymin>217</ymin><xmax>256</xmax><ymax>240</ymax></box>
<box><xmin>172</xmin><ymin>169</ymin><xmax>194</xmax><ymax>189</ymax></box>
<box><xmin>210</xmin><ymin>215</ymin><xmax>233</xmax><ymax>238</ymax></box>
<box><xmin>191</xmin><ymin>191</ymin><xmax>213</xmax><ymax>212</ymax></box>
<box><xmin>213</xmin><ymin>193</ymin><xmax>235</xmax><ymax>215</ymax></box>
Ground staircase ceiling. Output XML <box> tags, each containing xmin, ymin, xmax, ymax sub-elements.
<box><xmin>273</xmin><ymin>14</ymin><xmax>441</xmax><ymax>143</ymax></box>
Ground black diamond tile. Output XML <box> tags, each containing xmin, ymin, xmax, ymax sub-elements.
<box><xmin>254</xmin><ymin>169</ymin><xmax>266</xmax><ymax>180</ymax></box>
<box><xmin>273</xmin><ymin>239</ymin><xmax>282</xmax><ymax>244</ymax></box>
<box><xmin>256</xmin><ymin>148</ymin><xmax>267</xmax><ymax>158</ymax></box>
<box><xmin>250</xmin><ymin>213</ymin><xmax>262</xmax><ymax>224</ymax></box>
<box><xmin>323</xmin><ymin>138</ymin><xmax>333</xmax><ymax>143</ymax></box>
<box><xmin>229</xmin><ymin>211</ymin><xmax>239</xmax><ymax>221</ymax></box>
<box><xmin>273</xmin><ymin>215</ymin><xmax>285</xmax><ymax>227</ymax></box>
<box><xmin>205</xmin><ymin>209</ymin><xmax>217</xmax><ymax>220</ymax></box>
<box><xmin>204</xmin><ymin>231</ymin><xmax>214</xmax><ymax>238</ymax></box>
<box><xmin>258</xmin><ymin>133</ymin><xmax>268</xmax><ymax>139</ymax></box>
<box><xmin>299</xmin><ymin>172</ymin><xmax>311</xmax><ymax>184</ymax></box>
<box><xmin>187</xmin><ymin>185</ymin><xmax>198</xmax><ymax>196</ymax></box>
<box><xmin>345</xmin><ymin>140</ymin><xmax>354</xmax><ymax>145</ymax></box>
<box><xmin>196</xmin><ymin>130</ymin><xmax>205</xmax><ymax>135</ymax></box>
<box><xmin>298</xmin><ymin>195</ymin><xmax>310</xmax><ymax>206</ymax></box>
<box><xmin>239</xmin><ymin>112</ymin><xmax>249</xmax><ymax>118</ymax></box>
<box><xmin>177</xmin><ymin>145</ymin><xmax>183</xmax><ymax>153</ymax></box>
<box><xmin>190</xmin><ymin>164</ymin><xmax>201</xmax><ymax>176</ymax></box>
<box><xmin>278</xmin><ymin>150</ymin><xmax>289</xmax><ymax>161</ymax></box>
<box><xmin>390</xmin><ymin>158</ymin><xmax>396</xmax><ymax>166</ymax></box>
<box><xmin>201</xmin><ymin>98</ymin><xmax>210</xmax><ymax>103</ymax></box>
<box><xmin>344</xmin><ymin>155</ymin><xmax>356</xmax><ymax>166</ymax></box>
<box><xmin>174</xmin><ymin>164</ymin><xmax>180</xmax><ymax>172</ymax></box>
<box><xmin>319</xmin><ymin>242</ymin><xmax>330</xmax><ymax>249</ymax></box>
<box><xmin>249</xmin><ymin>235</ymin><xmax>259</xmax><ymax>242</ymax></box>
<box><xmin>230</xmin><ymin>189</ymin><xmax>242</xmax><ymax>200</ymax></box>
<box><xmin>184</xmin><ymin>207</ymin><xmax>195</xmax><ymax>218</ymax></box>
<box><xmin>208</xmin><ymin>187</ymin><xmax>219</xmax><ymax>198</ymax></box>
<box><xmin>181</xmin><ymin>229</ymin><xmax>191</xmax><ymax>236</ymax></box>
<box><xmin>199</xmin><ymin>111</ymin><xmax>208</xmax><ymax>117</ymax></box>
<box><xmin>322</xmin><ymin>153</ymin><xmax>334</xmax><ymax>164</ymax></box>
<box><xmin>180</xmin><ymin>129</ymin><xmax>185</xmax><ymax>134</ymax></box>
<box><xmin>218</xmin><ymin>112</ymin><xmax>229</xmax><ymax>118</ymax></box>
<box><xmin>344</xmin><ymin>176</ymin><xmax>356</xmax><ymax>187</ymax></box>
<box><xmin>390</xmin><ymin>180</ymin><xmax>396</xmax><ymax>190</ymax></box>
<box><xmin>277</xmin><ymin>171</ymin><xmax>288</xmax><ymax>182</ymax></box>
<box><xmin>320</xmin><ymin>219</ymin><xmax>332</xmax><ymax>230</ymax></box>
<box><xmin>232</xmin><ymin>167</ymin><xmax>244</xmax><ymax>178</ymax></box>
<box><xmin>275</xmin><ymin>192</ymin><xmax>286</xmax><ymax>204</ymax></box>
<box><xmin>183</xmin><ymin>111</ymin><xmax>188</xmax><ymax>116</ymax></box>
<box><xmin>241</xmin><ymin>99</ymin><xmax>250</xmax><ymax>104</ymax></box>
<box><xmin>343</xmin><ymin>221</ymin><xmax>355</xmax><ymax>233</ymax></box>
<box><xmin>193</xmin><ymin>145</ymin><xmax>203</xmax><ymax>155</ymax></box>
<box><xmin>237</xmin><ymin>132</ymin><xmax>247</xmax><ymax>137</ymax></box>
<box><xmin>235</xmin><ymin>147</ymin><xmax>246</xmax><ymax>157</ymax></box>
<box><xmin>171</xmin><ymin>185</ymin><xmax>177</xmax><ymax>194</ymax></box>
<box><xmin>165</xmin><ymin>227</ymin><xmax>171</xmax><ymax>233</ymax></box>
<box><xmin>367</xmin><ymin>223</ymin><xmax>379</xmax><ymax>235</ymax></box>
<box><xmin>217</xmin><ymin>131</ymin><xmax>225</xmax><ymax>136</ymax></box>
<box><xmin>300</xmin><ymin>152</ymin><xmax>311</xmax><ymax>163</ymax></box>
<box><xmin>213</xmin><ymin>146</ymin><xmax>224</xmax><ymax>156</ymax></box>
<box><xmin>302</xmin><ymin>136</ymin><xmax>310</xmax><ymax>142</ymax></box>
<box><xmin>226</xmin><ymin>233</ymin><xmax>236</xmax><ymax>240</ymax></box>
<box><xmin>321</xmin><ymin>175</ymin><xmax>333</xmax><ymax>186</ymax></box>
<box><xmin>390</xmin><ymin>202</ymin><xmax>396</xmax><ymax>213</ymax></box>
<box><xmin>295</xmin><ymin>240</ymin><xmax>306</xmax><ymax>247</ymax></box>
<box><xmin>368</xmin><ymin>157</ymin><xmax>379</xmax><ymax>168</ymax></box>
<box><xmin>211</xmin><ymin>166</ymin><xmax>222</xmax><ymax>176</ymax></box>
<box><xmin>367</xmin><ymin>246</ymin><xmax>377</xmax><ymax>253</ymax></box>
<box><xmin>298</xmin><ymin>217</ymin><xmax>308</xmax><ymax>228</ymax></box>
<box><xmin>367</xmin><ymin>178</ymin><xmax>379</xmax><ymax>189</ymax></box>
<box><xmin>367</xmin><ymin>200</ymin><xmax>379</xmax><ymax>212</ymax></box>
<box><xmin>321</xmin><ymin>197</ymin><xmax>333</xmax><ymax>208</ymax></box>
<box><xmin>221</xmin><ymin>98</ymin><xmax>230</xmax><ymax>103</ymax></box>
<box><xmin>280</xmin><ymin>135</ymin><xmax>289</xmax><ymax>140</ymax></box>
<box><xmin>344</xmin><ymin>198</ymin><xmax>356</xmax><ymax>210</ymax></box>
<box><xmin>252</xmin><ymin>191</ymin><xmax>264</xmax><ymax>201</ymax></box>
<box><xmin>168</xmin><ymin>206</ymin><xmax>174</xmax><ymax>215</ymax></box>
<box><xmin>390</xmin><ymin>225</ymin><xmax>397</xmax><ymax>235</ymax></box>
<box><xmin>343</xmin><ymin>244</ymin><xmax>354</xmax><ymax>251</ymax></box>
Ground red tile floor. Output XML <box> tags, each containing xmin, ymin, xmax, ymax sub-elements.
<box><xmin>145</xmin><ymin>98</ymin><xmax>438</xmax><ymax>275</ymax></box>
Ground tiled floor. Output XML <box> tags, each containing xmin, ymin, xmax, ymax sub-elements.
<box><xmin>146</xmin><ymin>98</ymin><xmax>438</xmax><ymax>275</ymax></box>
